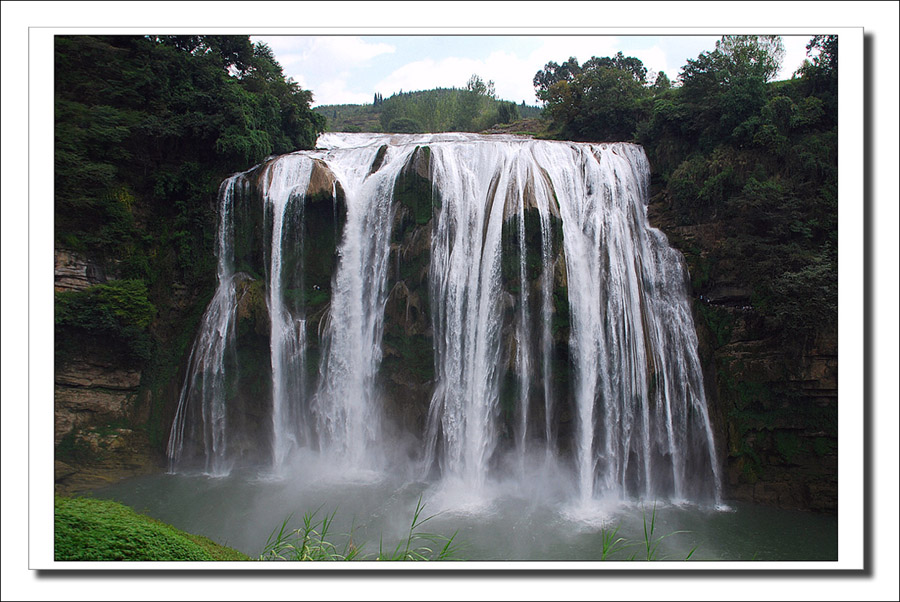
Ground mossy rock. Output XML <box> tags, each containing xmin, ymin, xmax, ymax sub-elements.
<box><xmin>394</xmin><ymin>146</ymin><xmax>440</xmax><ymax>227</ymax></box>
<box><xmin>500</xmin><ymin>207</ymin><xmax>563</xmax><ymax>286</ymax></box>
<box><xmin>235</xmin><ymin>276</ymin><xmax>269</xmax><ymax>338</ymax></box>
<box><xmin>369</xmin><ymin>144</ymin><xmax>389</xmax><ymax>175</ymax></box>
<box><xmin>231</xmin><ymin>179</ymin><xmax>268</xmax><ymax>281</ymax></box>
<box><xmin>381</xmin><ymin>332</ymin><xmax>435</xmax><ymax>383</ymax></box>
<box><xmin>55</xmin><ymin>496</ymin><xmax>249</xmax><ymax>561</ymax></box>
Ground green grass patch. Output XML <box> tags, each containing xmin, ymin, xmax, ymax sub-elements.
<box><xmin>55</xmin><ymin>496</ymin><xmax>250</xmax><ymax>561</ymax></box>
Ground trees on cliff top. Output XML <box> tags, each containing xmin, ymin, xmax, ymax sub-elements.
<box><xmin>55</xmin><ymin>35</ymin><xmax>324</xmax><ymax>271</ymax></box>
<box><xmin>533</xmin><ymin>52</ymin><xmax>651</xmax><ymax>141</ymax></box>
<box><xmin>531</xmin><ymin>35</ymin><xmax>837</xmax><ymax>349</ymax></box>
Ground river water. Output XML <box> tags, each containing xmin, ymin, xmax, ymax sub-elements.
<box><xmin>91</xmin><ymin>456</ymin><xmax>836</xmax><ymax>562</ymax></box>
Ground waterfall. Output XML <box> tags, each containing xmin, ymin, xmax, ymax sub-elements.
<box><xmin>166</xmin><ymin>175</ymin><xmax>240</xmax><ymax>477</ymax></box>
<box><xmin>167</xmin><ymin>133</ymin><xmax>721</xmax><ymax>504</ymax></box>
<box><xmin>310</xmin><ymin>140</ymin><xmax>415</xmax><ymax>469</ymax></box>
<box><xmin>259</xmin><ymin>155</ymin><xmax>314</xmax><ymax>473</ymax></box>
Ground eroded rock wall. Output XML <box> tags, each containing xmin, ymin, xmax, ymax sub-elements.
<box><xmin>649</xmin><ymin>206</ymin><xmax>838</xmax><ymax>512</ymax></box>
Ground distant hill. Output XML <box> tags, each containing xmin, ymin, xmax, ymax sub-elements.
<box><xmin>315</xmin><ymin>87</ymin><xmax>544</xmax><ymax>134</ymax></box>
<box><xmin>314</xmin><ymin>103</ymin><xmax>383</xmax><ymax>133</ymax></box>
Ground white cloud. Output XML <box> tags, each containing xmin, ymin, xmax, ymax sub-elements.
<box><xmin>778</xmin><ymin>35</ymin><xmax>812</xmax><ymax>80</ymax></box>
<box><xmin>376</xmin><ymin>56</ymin><xmax>482</xmax><ymax>95</ymax></box>
<box><xmin>303</xmin><ymin>36</ymin><xmax>395</xmax><ymax>66</ymax></box>
<box><xmin>481</xmin><ymin>49</ymin><xmax>536</xmax><ymax>105</ymax></box>
<box><xmin>372</xmin><ymin>37</ymin><xmax>630</xmax><ymax>105</ymax></box>
<box><xmin>528</xmin><ymin>36</ymin><xmax>622</xmax><ymax>68</ymax></box>
<box><xmin>255</xmin><ymin>35</ymin><xmax>394</xmax><ymax>68</ymax></box>
<box><xmin>252</xmin><ymin>35</ymin><xmax>396</xmax><ymax>102</ymax></box>
<box><xmin>313</xmin><ymin>78</ymin><xmax>375</xmax><ymax>106</ymax></box>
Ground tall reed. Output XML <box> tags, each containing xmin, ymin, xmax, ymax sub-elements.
<box><xmin>259</xmin><ymin>498</ymin><xmax>459</xmax><ymax>562</ymax></box>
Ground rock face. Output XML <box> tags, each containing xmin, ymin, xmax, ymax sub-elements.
<box><xmin>54</xmin><ymin>352</ymin><xmax>158</xmax><ymax>493</ymax></box>
<box><xmin>649</xmin><ymin>208</ymin><xmax>838</xmax><ymax>512</ymax></box>
<box><xmin>714</xmin><ymin>333</ymin><xmax>838</xmax><ymax>511</ymax></box>
<box><xmin>54</xmin><ymin>248</ymin><xmax>111</xmax><ymax>292</ymax></box>
<box><xmin>380</xmin><ymin>147</ymin><xmax>438</xmax><ymax>440</ymax></box>
<box><xmin>54</xmin><ymin>251</ymin><xmax>143</xmax><ymax>452</ymax></box>
<box><xmin>54</xmin><ymin>241</ymin><xmax>180</xmax><ymax>493</ymax></box>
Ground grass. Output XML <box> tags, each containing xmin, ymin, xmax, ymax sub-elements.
<box><xmin>599</xmin><ymin>524</ymin><xmax>629</xmax><ymax>560</ymax></box>
<box><xmin>54</xmin><ymin>496</ymin><xmax>250</xmax><ymax>561</ymax></box>
<box><xmin>595</xmin><ymin>503</ymin><xmax>698</xmax><ymax>561</ymax></box>
<box><xmin>259</xmin><ymin>497</ymin><xmax>460</xmax><ymax>562</ymax></box>
<box><xmin>635</xmin><ymin>502</ymin><xmax>697</xmax><ymax>561</ymax></box>
<box><xmin>258</xmin><ymin>499</ymin><xmax>700</xmax><ymax>562</ymax></box>
<box><xmin>55</xmin><ymin>495</ymin><xmax>697</xmax><ymax>562</ymax></box>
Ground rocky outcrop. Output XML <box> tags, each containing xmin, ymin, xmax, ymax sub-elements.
<box><xmin>715</xmin><ymin>331</ymin><xmax>838</xmax><ymax>511</ymax></box>
<box><xmin>55</xmin><ymin>359</ymin><xmax>142</xmax><ymax>444</ymax></box>
<box><xmin>649</xmin><ymin>201</ymin><xmax>838</xmax><ymax>513</ymax></box>
<box><xmin>54</xmin><ymin>426</ymin><xmax>158</xmax><ymax>495</ymax></box>
<box><xmin>54</xmin><ymin>245</ymin><xmax>169</xmax><ymax>492</ymax></box>
<box><xmin>380</xmin><ymin>147</ymin><xmax>437</xmax><ymax>439</ymax></box>
<box><xmin>55</xmin><ymin>248</ymin><xmax>111</xmax><ymax>292</ymax></box>
<box><xmin>54</xmin><ymin>351</ymin><xmax>158</xmax><ymax>493</ymax></box>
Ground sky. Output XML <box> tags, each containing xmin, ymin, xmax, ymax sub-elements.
<box><xmin>252</xmin><ymin>34</ymin><xmax>816</xmax><ymax>107</ymax></box>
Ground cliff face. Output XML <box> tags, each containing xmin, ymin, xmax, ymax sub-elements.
<box><xmin>54</xmin><ymin>250</ymin><xmax>160</xmax><ymax>493</ymax></box>
<box><xmin>648</xmin><ymin>202</ymin><xmax>838</xmax><ymax>512</ymax></box>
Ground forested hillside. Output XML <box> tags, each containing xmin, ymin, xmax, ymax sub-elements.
<box><xmin>315</xmin><ymin>75</ymin><xmax>543</xmax><ymax>133</ymax></box>
<box><xmin>535</xmin><ymin>37</ymin><xmax>837</xmax><ymax>347</ymax></box>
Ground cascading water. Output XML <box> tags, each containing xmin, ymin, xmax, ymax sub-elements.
<box><xmin>166</xmin><ymin>175</ymin><xmax>240</xmax><ymax>477</ymax></box>
<box><xmin>167</xmin><ymin>132</ymin><xmax>721</xmax><ymax>505</ymax></box>
<box><xmin>533</xmin><ymin>142</ymin><xmax>722</xmax><ymax>503</ymax></box>
<box><xmin>309</xmin><ymin>140</ymin><xmax>413</xmax><ymax>470</ymax></box>
<box><xmin>260</xmin><ymin>155</ymin><xmax>314</xmax><ymax>473</ymax></box>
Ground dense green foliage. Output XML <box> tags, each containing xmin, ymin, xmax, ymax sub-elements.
<box><xmin>315</xmin><ymin>102</ymin><xmax>383</xmax><ymax>133</ymax></box>
<box><xmin>55</xmin><ymin>496</ymin><xmax>249</xmax><ymax>561</ymax></box>
<box><xmin>534</xmin><ymin>51</ymin><xmax>652</xmax><ymax>141</ymax></box>
<box><xmin>56</xmin><ymin>35</ymin><xmax>324</xmax><ymax>272</ymax></box>
<box><xmin>536</xmin><ymin>36</ymin><xmax>838</xmax><ymax>349</ymax></box>
<box><xmin>378</xmin><ymin>82</ymin><xmax>519</xmax><ymax>133</ymax></box>
<box><xmin>55</xmin><ymin>279</ymin><xmax>156</xmax><ymax>362</ymax></box>
<box><xmin>315</xmin><ymin>75</ymin><xmax>543</xmax><ymax>134</ymax></box>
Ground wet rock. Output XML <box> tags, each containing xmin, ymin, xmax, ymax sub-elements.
<box><xmin>648</xmin><ymin>192</ymin><xmax>838</xmax><ymax>513</ymax></box>
<box><xmin>54</xmin><ymin>428</ymin><xmax>161</xmax><ymax>495</ymax></box>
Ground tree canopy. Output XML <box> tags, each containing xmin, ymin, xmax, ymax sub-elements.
<box><xmin>55</xmin><ymin>35</ymin><xmax>325</xmax><ymax>270</ymax></box>
<box><xmin>534</xmin><ymin>53</ymin><xmax>651</xmax><ymax>141</ymax></box>
<box><xmin>375</xmin><ymin>77</ymin><xmax>518</xmax><ymax>134</ymax></box>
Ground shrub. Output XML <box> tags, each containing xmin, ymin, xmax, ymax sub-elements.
<box><xmin>387</xmin><ymin>117</ymin><xmax>424</xmax><ymax>133</ymax></box>
<box><xmin>55</xmin><ymin>279</ymin><xmax>156</xmax><ymax>362</ymax></box>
